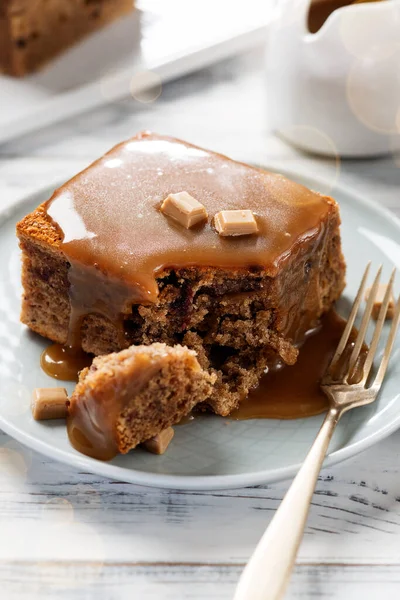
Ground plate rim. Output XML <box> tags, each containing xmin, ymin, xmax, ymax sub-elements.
<box><xmin>1</xmin><ymin>168</ymin><xmax>400</xmax><ymax>490</ymax></box>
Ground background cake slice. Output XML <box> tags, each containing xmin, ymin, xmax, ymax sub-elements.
<box><xmin>17</xmin><ymin>132</ymin><xmax>346</xmax><ymax>416</ymax></box>
<box><xmin>67</xmin><ymin>343</ymin><xmax>215</xmax><ymax>460</ymax></box>
<box><xmin>0</xmin><ymin>0</ymin><xmax>134</xmax><ymax>76</ymax></box>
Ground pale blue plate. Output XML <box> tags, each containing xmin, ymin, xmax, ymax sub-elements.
<box><xmin>1</xmin><ymin>169</ymin><xmax>399</xmax><ymax>489</ymax></box>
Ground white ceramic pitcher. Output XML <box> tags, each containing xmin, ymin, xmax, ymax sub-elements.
<box><xmin>265</xmin><ymin>0</ymin><xmax>400</xmax><ymax>157</ymax></box>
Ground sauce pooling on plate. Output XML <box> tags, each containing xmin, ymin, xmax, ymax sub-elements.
<box><xmin>43</xmin><ymin>311</ymin><xmax>360</xmax><ymax>432</ymax></box>
<box><xmin>41</xmin><ymin>343</ymin><xmax>92</xmax><ymax>382</ymax></box>
<box><xmin>232</xmin><ymin>310</ymin><xmax>364</xmax><ymax>420</ymax></box>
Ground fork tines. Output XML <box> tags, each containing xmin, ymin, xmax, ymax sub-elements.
<box><xmin>328</xmin><ymin>263</ymin><xmax>400</xmax><ymax>389</ymax></box>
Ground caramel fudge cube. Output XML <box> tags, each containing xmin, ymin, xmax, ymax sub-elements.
<box><xmin>365</xmin><ymin>283</ymin><xmax>395</xmax><ymax>320</ymax></box>
<box><xmin>31</xmin><ymin>387</ymin><xmax>68</xmax><ymax>420</ymax></box>
<box><xmin>161</xmin><ymin>191</ymin><xmax>208</xmax><ymax>229</ymax></box>
<box><xmin>143</xmin><ymin>427</ymin><xmax>175</xmax><ymax>455</ymax></box>
<box><xmin>214</xmin><ymin>209</ymin><xmax>258</xmax><ymax>236</ymax></box>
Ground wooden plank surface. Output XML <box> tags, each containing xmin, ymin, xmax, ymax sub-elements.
<box><xmin>3</xmin><ymin>563</ymin><xmax>400</xmax><ymax>600</ymax></box>
<box><xmin>1</xmin><ymin>48</ymin><xmax>400</xmax><ymax>599</ymax></box>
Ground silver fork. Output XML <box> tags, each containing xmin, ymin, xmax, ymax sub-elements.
<box><xmin>233</xmin><ymin>263</ymin><xmax>400</xmax><ymax>600</ymax></box>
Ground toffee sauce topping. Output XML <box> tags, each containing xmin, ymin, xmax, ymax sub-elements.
<box><xmin>41</xmin><ymin>344</ymin><xmax>92</xmax><ymax>382</ymax></box>
<box><xmin>42</xmin><ymin>132</ymin><xmax>335</xmax><ymax>354</ymax></box>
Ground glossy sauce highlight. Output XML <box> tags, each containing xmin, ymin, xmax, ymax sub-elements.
<box><xmin>232</xmin><ymin>311</ymin><xmax>359</xmax><ymax>420</ymax></box>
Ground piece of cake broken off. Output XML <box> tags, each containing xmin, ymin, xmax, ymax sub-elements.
<box><xmin>17</xmin><ymin>132</ymin><xmax>346</xmax><ymax>416</ymax></box>
<box><xmin>67</xmin><ymin>343</ymin><xmax>215</xmax><ymax>460</ymax></box>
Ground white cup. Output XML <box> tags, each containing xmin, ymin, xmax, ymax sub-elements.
<box><xmin>266</xmin><ymin>0</ymin><xmax>400</xmax><ymax>157</ymax></box>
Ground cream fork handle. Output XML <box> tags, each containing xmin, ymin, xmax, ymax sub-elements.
<box><xmin>233</xmin><ymin>407</ymin><xmax>342</xmax><ymax>600</ymax></box>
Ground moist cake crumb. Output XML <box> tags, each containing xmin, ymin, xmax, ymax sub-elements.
<box><xmin>67</xmin><ymin>343</ymin><xmax>216</xmax><ymax>460</ymax></box>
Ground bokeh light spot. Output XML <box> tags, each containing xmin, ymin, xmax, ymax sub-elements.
<box><xmin>43</xmin><ymin>497</ymin><xmax>75</xmax><ymax>523</ymax></box>
<box><xmin>130</xmin><ymin>70</ymin><xmax>162</xmax><ymax>103</ymax></box>
<box><xmin>0</xmin><ymin>446</ymin><xmax>28</xmax><ymax>480</ymax></box>
<box><xmin>0</xmin><ymin>380</ymin><xmax>31</xmax><ymax>417</ymax></box>
<box><xmin>35</xmin><ymin>522</ymin><xmax>105</xmax><ymax>589</ymax></box>
<box><xmin>347</xmin><ymin>43</ymin><xmax>400</xmax><ymax>135</ymax></box>
<box><xmin>338</xmin><ymin>5</ymin><xmax>394</xmax><ymax>60</ymax></box>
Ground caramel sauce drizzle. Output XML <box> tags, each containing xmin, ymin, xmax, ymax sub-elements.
<box><xmin>42</xmin><ymin>132</ymin><xmax>334</xmax><ymax>352</ymax></box>
<box><xmin>308</xmin><ymin>0</ymin><xmax>384</xmax><ymax>34</ymax></box>
<box><xmin>232</xmin><ymin>310</ymin><xmax>365</xmax><ymax>420</ymax></box>
<box><xmin>41</xmin><ymin>344</ymin><xmax>92</xmax><ymax>382</ymax></box>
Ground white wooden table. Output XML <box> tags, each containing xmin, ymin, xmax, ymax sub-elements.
<box><xmin>1</xmin><ymin>48</ymin><xmax>400</xmax><ymax>600</ymax></box>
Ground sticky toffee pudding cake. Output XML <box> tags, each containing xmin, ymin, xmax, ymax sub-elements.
<box><xmin>17</xmin><ymin>132</ymin><xmax>346</xmax><ymax>430</ymax></box>
<box><xmin>67</xmin><ymin>343</ymin><xmax>215</xmax><ymax>460</ymax></box>
<box><xmin>0</xmin><ymin>0</ymin><xmax>134</xmax><ymax>76</ymax></box>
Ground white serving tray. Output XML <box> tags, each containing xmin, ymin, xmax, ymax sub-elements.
<box><xmin>0</xmin><ymin>0</ymin><xmax>271</xmax><ymax>145</ymax></box>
